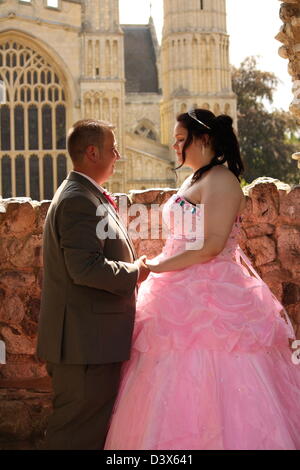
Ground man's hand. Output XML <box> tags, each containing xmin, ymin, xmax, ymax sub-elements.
<box><xmin>135</xmin><ymin>256</ymin><xmax>150</xmax><ymax>284</ymax></box>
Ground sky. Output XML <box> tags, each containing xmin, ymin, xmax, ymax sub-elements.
<box><xmin>119</xmin><ymin>0</ymin><xmax>293</xmax><ymax>111</ymax></box>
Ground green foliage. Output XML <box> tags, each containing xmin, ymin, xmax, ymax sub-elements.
<box><xmin>232</xmin><ymin>57</ymin><xmax>300</xmax><ymax>185</ymax></box>
<box><xmin>240</xmin><ymin>177</ymin><xmax>249</xmax><ymax>188</ymax></box>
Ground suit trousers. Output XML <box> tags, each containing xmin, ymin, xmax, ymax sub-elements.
<box><xmin>42</xmin><ymin>361</ymin><xmax>122</xmax><ymax>450</ymax></box>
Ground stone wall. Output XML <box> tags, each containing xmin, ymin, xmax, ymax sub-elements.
<box><xmin>277</xmin><ymin>0</ymin><xmax>300</xmax><ymax>118</ymax></box>
<box><xmin>0</xmin><ymin>178</ymin><xmax>300</xmax><ymax>448</ymax></box>
<box><xmin>277</xmin><ymin>0</ymin><xmax>300</xmax><ymax>169</ymax></box>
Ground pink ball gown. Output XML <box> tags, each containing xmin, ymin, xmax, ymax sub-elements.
<box><xmin>105</xmin><ymin>193</ymin><xmax>300</xmax><ymax>450</ymax></box>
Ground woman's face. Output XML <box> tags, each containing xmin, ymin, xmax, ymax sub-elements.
<box><xmin>172</xmin><ymin>122</ymin><xmax>203</xmax><ymax>168</ymax></box>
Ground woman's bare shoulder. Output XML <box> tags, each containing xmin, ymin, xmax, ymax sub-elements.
<box><xmin>205</xmin><ymin>165</ymin><xmax>241</xmax><ymax>189</ymax></box>
<box><xmin>203</xmin><ymin>166</ymin><xmax>245</xmax><ymax>209</ymax></box>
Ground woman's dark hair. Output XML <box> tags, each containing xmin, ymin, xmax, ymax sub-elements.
<box><xmin>176</xmin><ymin>109</ymin><xmax>244</xmax><ymax>184</ymax></box>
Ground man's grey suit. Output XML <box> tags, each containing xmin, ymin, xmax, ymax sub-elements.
<box><xmin>37</xmin><ymin>171</ymin><xmax>139</xmax><ymax>449</ymax></box>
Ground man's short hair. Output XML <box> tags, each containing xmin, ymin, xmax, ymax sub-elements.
<box><xmin>67</xmin><ymin>119</ymin><xmax>115</xmax><ymax>163</ymax></box>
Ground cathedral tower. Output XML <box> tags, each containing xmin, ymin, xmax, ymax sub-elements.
<box><xmin>80</xmin><ymin>0</ymin><xmax>126</xmax><ymax>192</ymax></box>
<box><xmin>160</xmin><ymin>0</ymin><xmax>237</xmax><ymax>149</ymax></box>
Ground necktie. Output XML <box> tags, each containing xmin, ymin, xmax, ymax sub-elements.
<box><xmin>102</xmin><ymin>191</ymin><xmax>118</xmax><ymax>212</ymax></box>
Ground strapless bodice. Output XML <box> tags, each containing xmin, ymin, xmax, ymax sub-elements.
<box><xmin>161</xmin><ymin>193</ymin><xmax>242</xmax><ymax>261</ymax></box>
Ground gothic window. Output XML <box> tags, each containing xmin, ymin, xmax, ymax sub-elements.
<box><xmin>57</xmin><ymin>153</ymin><xmax>67</xmax><ymax>186</ymax></box>
<box><xmin>16</xmin><ymin>154</ymin><xmax>25</xmax><ymax>196</ymax></box>
<box><xmin>14</xmin><ymin>105</ymin><xmax>24</xmax><ymax>150</ymax></box>
<box><xmin>28</xmin><ymin>105</ymin><xmax>38</xmax><ymax>150</ymax></box>
<box><xmin>0</xmin><ymin>38</ymin><xmax>67</xmax><ymax>199</ymax></box>
<box><xmin>148</xmin><ymin>130</ymin><xmax>156</xmax><ymax>141</ymax></box>
<box><xmin>29</xmin><ymin>155</ymin><xmax>39</xmax><ymax>200</ymax></box>
<box><xmin>112</xmin><ymin>41</ymin><xmax>118</xmax><ymax>78</ymax></box>
<box><xmin>105</xmin><ymin>41</ymin><xmax>111</xmax><ymax>77</ymax></box>
<box><xmin>43</xmin><ymin>154</ymin><xmax>53</xmax><ymax>200</ymax></box>
<box><xmin>1</xmin><ymin>155</ymin><xmax>12</xmax><ymax>198</ymax></box>
<box><xmin>42</xmin><ymin>104</ymin><xmax>52</xmax><ymax>149</ymax></box>
<box><xmin>56</xmin><ymin>105</ymin><xmax>66</xmax><ymax>149</ymax></box>
<box><xmin>0</xmin><ymin>105</ymin><xmax>10</xmax><ymax>150</ymax></box>
<box><xmin>134</xmin><ymin>122</ymin><xmax>157</xmax><ymax>141</ymax></box>
<box><xmin>200</xmin><ymin>0</ymin><xmax>204</xmax><ymax>9</ymax></box>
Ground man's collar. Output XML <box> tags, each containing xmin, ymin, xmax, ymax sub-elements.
<box><xmin>72</xmin><ymin>171</ymin><xmax>105</xmax><ymax>193</ymax></box>
<box><xmin>66</xmin><ymin>171</ymin><xmax>106</xmax><ymax>202</ymax></box>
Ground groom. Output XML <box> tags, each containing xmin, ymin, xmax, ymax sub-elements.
<box><xmin>37</xmin><ymin>119</ymin><xmax>149</xmax><ymax>450</ymax></box>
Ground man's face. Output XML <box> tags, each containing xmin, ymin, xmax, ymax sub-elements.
<box><xmin>97</xmin><ymin>129</ymin><xmax>121</xmax><ymax>183</ymax></box>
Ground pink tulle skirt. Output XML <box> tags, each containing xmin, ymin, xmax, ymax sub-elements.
<box><xmin>105</xmin><ymin>240</ymin><xmax>300</xmax><ymax>450</ymax></box>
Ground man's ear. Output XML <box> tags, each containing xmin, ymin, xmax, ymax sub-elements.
<box><xmin>86</xmin><ymin>145</ymin><xmax>98</xmax><ymax>162</ymax></box>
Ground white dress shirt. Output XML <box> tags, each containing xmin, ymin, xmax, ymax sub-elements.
<box><xmin>72</xmin><ymin>171</ymin><xmax>106</xmax><ymax>194</ymax></box>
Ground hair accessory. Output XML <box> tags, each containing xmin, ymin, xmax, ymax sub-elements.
<box><xmin>187</xmin><ymin>109</ymin><xmax>211</xmax><ymax>130</ymax></box>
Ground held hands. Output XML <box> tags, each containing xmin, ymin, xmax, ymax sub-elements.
<box><xmin>145</xmin><ymin>258</ymin><xmax>162</xmax><ymax>273</ymax></box>
<box><xmin>135</xmin><ymin>256</ymin><xmax>150</xmax><ymax>284</ymax></box>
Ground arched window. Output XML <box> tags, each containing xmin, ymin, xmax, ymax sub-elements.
<box><xmin>42</xmin><ymin>104</ymin><xmax>52</xmax><ymax>150</ymax></box>
<box><xmin>57</xmin><ymin>153</ymin><xmax>67</xmax><ymax>186</ymax></box>
<box><xmin>1</xmin><ymin>155</ymin><xmax>12</xmax><ymax>198</ymax></box>
<box><xmin>134</xmin><ymin>121</ymin><xmax>157</xmax><ymax>141</ymax></box>
<box><xmin>0</xmin><ymin>38</ymin><xmax>68</xmax><ymax>199</ymax></box>
<box><xmin>16</xmin><ymin>154</ymin><xmax>26</xmax><ymax>196</ymax></box>
<box><xmin>28</xmin><ymin>105</ymin><xmax>38</xmax><ymax>150</ymax></box>
<box><xmin>56</xmin><ymin>105</ymin><xmax>66</xmax><ymax>149</ymax></box>
<box><xmin>1</xmin><ymin>105</ymin><xmax>10</xmax><ymax>151</ymax></box>
<box><xmin>43</xmin><ymin>154</ymin><xmax>53</xmax><ymax>200</ymax></box>
<box><xmin>29</xmin><ymin>154</ymin><xmax>39</xmax><ymax>201</ymax></box>
<box><xmin>14</xmin><ymin>105</ymin><xmax>24</xmax><ymax>150</ymax></box>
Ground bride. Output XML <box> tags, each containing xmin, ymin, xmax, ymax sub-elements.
<box><xmin>104</xmin><ymin>108</ymin><xmax>300</xmax><ymax>450</ymax></box>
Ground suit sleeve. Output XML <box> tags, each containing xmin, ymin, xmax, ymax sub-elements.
<box><xmin>56</xmin><ymin>195</ymin><xmax>139</xmax><ymax>296</ymax></box>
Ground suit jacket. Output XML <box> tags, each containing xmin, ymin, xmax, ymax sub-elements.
<box><xmin>37</xmin><ymin>171</ymin><xmax>139</xmax><ymax>365</ymax></box>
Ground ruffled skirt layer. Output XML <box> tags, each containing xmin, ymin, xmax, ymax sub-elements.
<box><xmin>105</xmin><ymin>242</ymin><xmax>300</xmax><ymax>450</ymax></box>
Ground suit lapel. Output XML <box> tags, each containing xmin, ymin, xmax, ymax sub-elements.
<box><xmin>96</xmin><ymin>192</ymin><xmax>137</xmax><ymax>260</ymax></box>
<box><xmin>66</xmin><ymin>172</ymin><xmax>137</xmax><ymax>260</ymax></box>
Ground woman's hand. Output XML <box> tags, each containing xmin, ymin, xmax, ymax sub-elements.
<box><xmin>145</xmin><ymin>259</ymin><xmax>162</xmax><ymax>273</ymax></box>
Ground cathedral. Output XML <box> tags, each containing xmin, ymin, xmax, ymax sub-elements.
<box><xmin>0</xmin><ymin>0</ymin><xmax>236</xmax><ymax>199</ymax></box>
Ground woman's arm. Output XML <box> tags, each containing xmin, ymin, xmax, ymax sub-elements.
<box><xmin>146</xmin><ymin>170</ymin><xmax>243</xmax><ymax>273</ymax></box>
